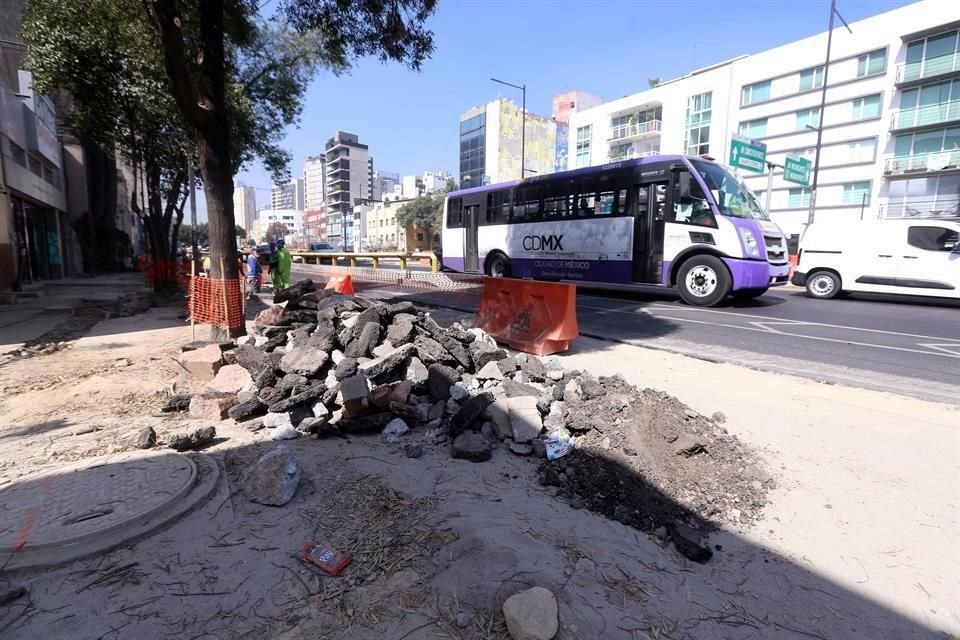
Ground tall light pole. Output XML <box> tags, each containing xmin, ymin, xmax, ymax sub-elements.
<box><xmin>491</xmin><ymin>77</ymin><xmax>527</xmax><ymax>178</ymax></box>
<box><xmin>807</xmin><ymin>0</ymin><xmax>852</xmax><ymax>225</ymax></box>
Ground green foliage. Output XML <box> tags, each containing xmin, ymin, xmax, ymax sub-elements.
<box><xmin>176</xmin><ymin>223</ymin><xmax>243</xmax><ymax>245</ymax></box>
<box><xmin>396</xmin><ymin>193</ymin><xmax>443</xmax><ymax>236</ymax></box>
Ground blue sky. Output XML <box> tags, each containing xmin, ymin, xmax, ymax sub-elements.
<box><xmin>222</xmin><ymin>0</ymin><xmax>916</xmax><ymax>220</ymax></box>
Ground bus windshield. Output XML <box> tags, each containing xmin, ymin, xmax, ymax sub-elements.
<box><xmin>690</xmin><ymin>159</ymin><xmax>769</xmax><ymax>221</ymax></box>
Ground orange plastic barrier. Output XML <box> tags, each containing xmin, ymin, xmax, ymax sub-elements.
<box><xmin>325</xmin><ymin>273</ymin><xmax>355</xmax><ymax>295</ymax></box>
<box><xmin>473</xmin><ymin>277</ymin><xmax>579</xmax><ymax>356</ymax></box>
<box><xmin>188</xmin><ymin>276</ymin><xmax>246</xmax><ymax>329</ymax></box>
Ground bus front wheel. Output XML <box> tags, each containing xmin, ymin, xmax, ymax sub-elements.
<box><xmin>677</xmin><ymin>255</ymin><xmax>731</xmax><ymax>306</ymax></box>
<box><xmin>486</xmin><ymin>253</ymin><xmax>511</xmax><ymax>278</ymax></box>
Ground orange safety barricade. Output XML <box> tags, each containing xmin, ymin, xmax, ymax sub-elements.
<box><xmin>473</xmin><ymin>278</ymin><xmax>579</xmax><ymax>356</ymax></box>
<box><xmin>325</xmin><ymin>273</ymin><xmax>355</xmax><ymax>295</ymax></box>
<box><xmin>188</xmin><ymin>277</ymin><xmax>246</xmax><ymax>330</ymax></box>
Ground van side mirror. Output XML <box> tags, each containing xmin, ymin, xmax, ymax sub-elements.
<box><xmin>678</xmin><ymin>172</ymin><xmax>692</xmax><ymax>200</ymax></box>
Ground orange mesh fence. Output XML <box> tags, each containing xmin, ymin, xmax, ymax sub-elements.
<box><xmin>188</xmin><ymin>276</ymin><xmax>246</xmax><ymax>330</ymax></box>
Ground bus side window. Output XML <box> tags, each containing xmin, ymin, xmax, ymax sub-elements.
<box><xmin>598</xmin><ymin>189</ymin><xmax>628</xmax><ymax>215</ymax></box>
<box><xmin>512</xmin><ymin>186</ymin><xmax>540</xmax><ymax>222</ymax></box>
<box><xmin>653</xmin><ymin>185</ymin><xmax>667</xmax><ymax>221</ymax></box>
<box><xmin>636</xmin><ymin>186</ymin><xmax>649</xmax><ymax>217</ymax></box>
<box><xmin>447</xmin><ymin>198</ymin><xmax>464</xmax><ymax>228</ymax></box>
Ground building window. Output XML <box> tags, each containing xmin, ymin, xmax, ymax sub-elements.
<box><xmin>575</xmin><ymin>125</ymin><xmax>592</xmax><ymax>168</ymax></box>
<box><xmin>28</xmin><ymin>155</ymin><xmax>42</xmax><ymax>177</ymax></box>
<box><xmin>10</xmin><ymin>142</ymin><xmax>26</xmax><ymax>167</ymax></box>
<box><xmin>739</xmin><ymin>118</ymin><xmax>768</xmax><ymax>139</ymax></box>
<box><xmin>847</xmin><ymin>138</ymin><xmax>877</xmax><ymax>162</ymax></box>
<box><xmin>799</xmin><ymin>66</ymin><xmax>824</xmax><ymax>92</ymax></box>
<box><xmin>851</xmin><ymin>94</ymin><xmax>881</xmax><ymax>120</ymax></box>
<box><xmin>842</xmin><ymin>181</ymin><xmax>871</xmax><ymax>205</ymax></box>
<box><xmin>857</xmin><ymin>49</ymin><xmax>886</xmax><ymax>78</ymax></box>
<box><xmin>741</xmin><ymin>80</ymin><xmax>771</xmax><ymax>106</ymax></box>
<box><xmin>795</xmin><ymin>108</ymin><xmax>821</xmax><ymax>131</ymax></box>
<box><xmin>685</xmin><ymin>91</ymin><xmax>712</xmax><ymax>155</ymax></box>
<box><xmin>459</xmin><ymin>113</ymin><xmax>486</xmax><ymax>188</ymax></box>
<box><xmin>787</xmin><ymin>188</ymin><xmax>811</xmax><ymax>208</ymax></box>
<box><xmin>905</xmin><ymin>31</ymin><xmax>960</xmax><ymax>82</ymax></box>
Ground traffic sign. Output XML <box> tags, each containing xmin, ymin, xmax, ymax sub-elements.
<box><xmin>729</xmin><ymin>136</ymin><xmax>766</xmax><ymax>173</ymax></box>
<box><xmin>783</xmin><ymin>155</ymin><xmax>812</xmax><ymax>186</ymax></box>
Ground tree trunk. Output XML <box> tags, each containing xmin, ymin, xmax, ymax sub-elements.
<box><xmin>197</xmin><ymin>0</ymin><xmax>242</xmax><ymax>338</ymax></box>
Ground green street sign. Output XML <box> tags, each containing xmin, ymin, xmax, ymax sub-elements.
<box><xmin>729</xmin><ymin>136</ymin><xmax>766</xmax><ymax>173</ymax></box>
<box><xmin>784</xmin><ymin>155</ymin><xmax>812</xmax><ymax>186</ymax></box>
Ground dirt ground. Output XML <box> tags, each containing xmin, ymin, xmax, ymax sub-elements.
<box><xmin>0</xmin><ymin>303</ymin><xmax>956</xmax><ymax>639</ymax></box>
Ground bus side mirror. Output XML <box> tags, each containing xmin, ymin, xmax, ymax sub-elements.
<box><xmin>678</xmin><ymin>172</ymin><xmax>692</xmax><ymax>200</ymax></box>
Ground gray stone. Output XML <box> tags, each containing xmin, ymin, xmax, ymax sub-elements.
<box><xmin>503</xmin><ymin>378</ymin><xmax>540</xmax><ymax>399</ymax></box>
<box><xmin>451</xmin><ymin>431</ymin><xmax>492</xmax><ymax>462</ymax></box>
<box><xmin>344</xmin><ymin>322</ymin><xmax>381</xmax><ymax>358</ymax></box>
<box><xmin>168</xmin><ymin>426</ymin><xmax>217</xmax><ymax>452</ymax></box>
<box><xmin>449</xmin><ymin>383</ymin><xmax>469</xmax><ymax>401</ymax></box>
<box><xmin>471</xmin><ymin>342</ymin><xmax>508</xmax><ymax>369</ymax></box>
<box><xmin>508</xmin><ymin>396</ymin><xmax>542</xmax><ymax>443</ymax></box>
<box><xmin>456</xmin><ymin>612</ymin><xmax>472</xmax><ymax>629</ymax></box>
<box><xmin>349</xmin><ymin>308</ymin><xmax>382</xmax><ymax>339</ymax></box>
<box><xmin>273</xmin><ymin>278</ymin><xmax>317</xmax><ymax>304</ymax></box>
<box><xmin>427</xmin><ymin>363</ymin><xmax>460</xmax><ymax>400</ymax></box>
<box><xmin>340</xmin><ymin>375</ymin><xmax>371</xmax><ymax>416</ymax></box>
<box><xmin>338</xmin><ymin>412</ymin><xmax>395</xmax><ymax>434</ymax></box>
<box><xmin>308</xmin><ymin>322</ymin><xmax>338</xmax><ymax>352</ymax></box>
<box><xmin>673</xmin><ymin>433</ymin><xmax>707</xmax><ymax>457</ymax></box>
<box><xmin>414</xmin><ymin>335</ymin><xmax>453</xmax><ymax>365</ymax></box>
<box><xmin>509</xmin><ymin>441</ymin><xmax>533</xmax><ymax>456</ymax></box>
<box><xmin>263</xmin><ymin>412</ymin><xmax>293</xmax><ymax>429</ymax></box>
<box><xmin>386</xmin><ymin>319</ymin><xmax>416</xmax><ymax>346</ymax></box>
<box><xmin>228</xmin><ymin>397</ymin><xmax>267</xmax><ymax>422</ymax></box>
<box><xmin>502</xmin><ymin>587</ymin><xmax>558</xmax><ymax>640</ymax></box>
<box><xmin>481</xmin><ymin>421</ymin><xmax>497</xmax><ymax>442</ymax></box>
<box><xmin>476</xmin><ymin>360</ymin><xmax>505</xmax><ymax>381</ymax></box>
<box><xmin>372</xmin><ymin>342</ymin><xmax>396</xmax><ymax>358</ymax></box>
<box><xmin>484</xmin><ymin>397</ymin><xmax>512</xmax><ymax>440</ymax></box>
<box><xmin>445</xmin><ymin>322</ymin><xmax>476</xmax><ymax>344</ymax></box>
<box><xmin>279</xmin><ymin>347</ymin><xmax>328</xmax><ymax>376</ymax></box>
<box><xmin>497</xmin><ymin>356</ymin><xmax>519</xmax><ymax>375</ymax></box>
<box><xmin>547</xmin><ymin>369</ymin><xmax>564</xmax><ymax>382</ymax></box>
<box><xmin>252</xmin><ymin>366</ymin><xmax>277</xmax><ymax>390</ymax></box>
<box><xmin>711</xmin><ymin>411</ymin><xmax>727</xmax><ymax>424</ymax></box>
<box><xmin>670</xmin><ymin>521</ymin><xmax>713</xmax><ymax>563</ymax></box>
<box><xmin>382</xmin><ymin>417</ymin><xmax>410</xmax><ymax>443</ymax></box>
<box><xmin>161</xmin><ymin>394</ymin><xmax>192</xmax><ymax>413</ymax></box>
<box><xmin>179</xmin><ymin>344</ymin><xmax>224</xmax><ymax>381</ymax></box>
<box><xmin>563</xmin><ymin>379</ymin><xmax>582</xmax><ymax>402</ymax></box>
<box><xmin>386</xmin><ymin>301</ymin><xmax>418</xmax><ymax>317</ymax></box>
<box><xmin>428</xmin><ymin>401</ymin><xmax>446</xmax><ymax>421</ymax></box>
<box><xmin>521</xmin><ymin>356</ymin><xmax>547</xmax><ymax>382</ymax></box>
<box><xmin>135</xmin><ymin>426</ymin><xmax>156</xmax><ymax>449</ymax></box>
<box><xmin>334</xmin><ymin>357</ymin><xmax>359</xmax><ymax>380</ymax></box>
<box><xmin>242</xmin><ymin>445</ymin><xmax>302</xmax><ymax>506</ymax></box>
<box><xmin>551</xmin><ymin>384</ymin><xmax>565</xmax><ymax>402</ymax></box>
<box><xmin>405</xmin><ymin>357</ymin><xmax>429</xmax><ymax>384</ymax></box>
<box><xmin>358</xmin><ymin>343</ymin><xmax>417</xmax><ymax>382</ymax></box>
<box><xmin>531</xmin><ymin>438</ymin><xmax>547</xmax><ymax>458</ymax></box>
<box><xmin>450</xmin><ymin>392</ymin><xmax>495</xmax><ymax>437</ymax></box>
<box><xmin>268</xmin><ymin>386</ymin><xmax>325</xmax><ymax>413</ymax></box>
<box><xmin>235</xmin><ymin>344</ymin><xmax>268</xmax><ymax>373</ymax></box>
<box><xmin>276</xmin><ymin>373</ymin><xmax>309</xmax><ymax>395</ymax></box>
<box><xmin>579</xmin><ymin>378</ymin><xmax>605</xmax><ymax>400</ymax></box>
<box><xmin>404</xmin><ymin>443</ymin><xmax>424</xmax><ymax>459</ymax></box>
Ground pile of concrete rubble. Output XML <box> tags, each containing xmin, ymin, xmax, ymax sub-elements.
<box><xmin>176</xmin><ymin>279</ymin><xmax>770</xmax><ymax>562</ymax></box>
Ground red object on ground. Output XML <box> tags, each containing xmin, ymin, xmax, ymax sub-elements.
<box><xmin>325</xmin><ymin>274</ymin><xmax>355</xmax><ymax>295</ymax></box>
<box><xmin>473</xmin><ymin>277</ymin><xmax>579</xmax><ymax>356</ymax></box>
<box><xmin>300</xmin><ymin>539</ymin><xmax>352</xmax><ymax>576</ymax></box>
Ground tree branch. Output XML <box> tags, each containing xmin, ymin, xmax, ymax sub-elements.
<box><xmin>147</xmin><ymin>0</ymin><xmax>208</xmax><ymax>128</ymax></box>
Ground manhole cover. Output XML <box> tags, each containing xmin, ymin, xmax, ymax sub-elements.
<box><xmin>0</xmin><ymin>450</ymin><xmax>219</xmax><ymax>570</ymax></box>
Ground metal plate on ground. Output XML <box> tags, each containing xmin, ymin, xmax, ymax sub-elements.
<box><xmin>0</xmin><ymin>450</ymin><xmax>220</xmax><ymax>570</ymax></box>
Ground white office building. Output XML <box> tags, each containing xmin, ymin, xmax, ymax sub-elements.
<box><xmin>253</xmin><ymin>209</ymin><xmax>305</xmax><ymax>242</ymax></box>
<box><xmin>568</xmin><ymin>0</ymin><xmax>960</xmax><ymax>240</ymax></box>
<box><xmin>303</xmin><ymin>155</ymin><xmax>326</xmax><ymax>211</ymax></box>
<box><xmin>232</xmin><ymin>185</ymin><xmax>256</xmax><ymax>239</ymax></box>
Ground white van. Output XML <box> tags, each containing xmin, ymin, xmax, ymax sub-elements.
<box><xmin>792</xmin><ymin>219</ymin><xmax>960</xmax><ymax>300</ymax></box>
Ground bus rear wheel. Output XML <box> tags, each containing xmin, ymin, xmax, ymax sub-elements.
<box><xmin>486</xmin><ymin>253</ymin><xmax>511</xmax><ymax>278</ymax></box>
<box><xmin>677</xmin><ymin>255</ymin><xmax>731</xmax><ymax>306</ymax></box>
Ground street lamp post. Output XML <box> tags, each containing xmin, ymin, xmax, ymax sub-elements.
<box><xmin>807</xmin><ymin>0</ymin><xmax>852</xmax><ymax>226</ymax></box>
<box><xmin>491</xmin><ymin>77</ymin><xmax>527</xmax><ymax>179</ymax></box>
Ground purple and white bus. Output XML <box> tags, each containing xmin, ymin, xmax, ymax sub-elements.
<box><xmin>441</xmin><ymin>155</ymin><xmax>791</xmax><ymax>306</ymax></box>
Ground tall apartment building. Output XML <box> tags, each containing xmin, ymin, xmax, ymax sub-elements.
<box><xmin>459</xmin><ymin>99</ymin><xmax>562</xmax><ymax>188</ymax></box>
<box><xmin>324</xmin><ymin>131</ymin><xmax>372</xmax><ymax>249</ymax></box>
<box><xmin>371</xmin><ymin>170</ymin><xmax>400</xmax><ymax>201</ymax></box>
<box><xmin>551</xmin><ymin>90</ymin><xmax>602</xmax><ymax>124</ymax></box>
<box><xmin>232</xmin><ymin>185</ymin><xmax>256</xmax><ymax>238</ymax></box>
<box><xmin>568</xmin><ymin>0</ymin><xmax>960</xmax><ymax>240</ymax></box>
<box><xmin>271</xmin><ymin>177</ymin><xmax>305</xmax><ymax>211</ymax></box>
<box><xmin>303</xmin><ymin>154</ymin><xmax>326</xmax><ymax>240</ymax></box>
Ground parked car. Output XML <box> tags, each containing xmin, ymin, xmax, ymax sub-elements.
<box><xmin>792</xmin><ymin>219</ymin><xmax>960</xmax><ymax>300</ymax></box>
<box><xmin>308</xmin><ymin>242</ymin><xmax>338</xmax><ymax>253</ymax></box>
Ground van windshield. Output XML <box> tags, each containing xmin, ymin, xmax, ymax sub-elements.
<box><xmin>690</xmin><ymin>159</ymin><xmax>769</xmax><ymax>221</ymax></box>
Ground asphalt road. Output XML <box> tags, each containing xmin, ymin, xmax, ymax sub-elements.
<box><xmin>291</xmin><ymin>264</ymin><xmax>960</xmax><ymax>403</ymax></box>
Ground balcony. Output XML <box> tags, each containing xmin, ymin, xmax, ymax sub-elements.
<box><xmin>884</xmin><ymin>150</ymin><xmax>960</xmax><ymax>177</ymax></box>
<box><xmin>895</xmin><ymin>54</ymin><xmax>960</xmax><ymax>87</ymax></box>
<box><xmin>879</xmin><ymin>198</ymin><xmax>960</xmax><ymax>219</ymax></box>
<box><xmin>608</xmin><ymin>120</ymin><xmax>662</xmax><ymax>142</ymax></box>
<box><xmin>608</xmin><ymin>149</ymin><xmax>658</xmax><ymax>162</ymax></box>
<box><xmin>890</xmin><ymin>99</ymin><xmax>960</xmax><ymax>131</ymax></box>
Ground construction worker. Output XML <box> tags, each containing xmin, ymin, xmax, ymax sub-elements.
<box><xmin>272</xmin><ymin>238</ymin><xmax>292</xmax><ymax>291</ymax></box>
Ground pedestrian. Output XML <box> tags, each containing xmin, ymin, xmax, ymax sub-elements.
<box><xmin>246</xmin><ymin>248</ymin><xmax>262</xmax><ymax>298</ymax></box>
<box><xmin>273</xmin><ymin>238</ymin><xmax>292</xmax><ymax>291</ymax></box>
<box><xmin>202</xmin><ymin>255</ymin><xmax>211</xmax><ymax>277</ymax></box>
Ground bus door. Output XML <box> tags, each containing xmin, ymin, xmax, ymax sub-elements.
<box><xmin>463</xmin><ymin>201</ymin><xmax>480</xmax><ymax>272</ymax></box>
<box><xmin>632</xmin><ymin>182</ymin><xmax>668</xmax><ymax>283</ymax></box>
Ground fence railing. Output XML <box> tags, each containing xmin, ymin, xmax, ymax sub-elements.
<box><xmin>608</xmin><ymin>120</ymin><xmax>662</xmax><ymax>142</ymax></box>
<box><xmin>896</xmin><ymin>54</ymin><xmax>960</xmax><ymax>84</ymax></box>
<box><xmin>891</xmin><ymin>99</ymin><xmax>960</xmax><ymax>130</ymax></box>
<box><xmin>884</xmin><ymin>150</ymin><xmax>960</xmax><ymax>175</ymax></box>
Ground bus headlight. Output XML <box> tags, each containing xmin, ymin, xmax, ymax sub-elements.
<box><xmin>739</xmin><ymin>228</ymin><xmax>761</xmax><ymax>258</ymax></box>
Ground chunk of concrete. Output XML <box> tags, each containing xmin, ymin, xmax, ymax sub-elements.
<box><xmin>179</xmin><ymin>344</ymin><xmax>224</xmax><ymax>381</ymax></box>
<box><xmin>242</xmin><ymin>445</ymin><xmax>301</xmax><ymax>506</ymax></box>
<box><xmin>189</xmin><ymin>392</ymin><xmax>237</xmax><ymax>421</ymax></box>
<box><xmin>207</xmin><ymin>364</ymin><xmax>253</xmax><ymax>394</ymax></box>
<box><xmin>508</xmin><ymin>396</ymin><xmax>542</xmax><ymax>443</ymax></box>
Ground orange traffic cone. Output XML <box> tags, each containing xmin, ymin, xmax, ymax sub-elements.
<box><xmin>325</xmin><ymin>274</ymin><xmax>355</xmax><ymax>295</ymax></box>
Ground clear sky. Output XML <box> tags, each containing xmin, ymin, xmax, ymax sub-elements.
<box><xmin>218</xmin><ymin>0</ymin><xmax>917</xmax><ymax>221</ymax></box>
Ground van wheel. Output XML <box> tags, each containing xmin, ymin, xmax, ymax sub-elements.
<box><xmin>805</xmin><ymin>271</ymin><xmax>840</xmax><ymax>299</ymax></box>
<box><xmin>677</xmin><ymin>255</ymin><xmax>731</xmax><ymax>306</ymax></box>
<box><xmin>486</xmin><ymin>253</ymin><xmax>511</xmax><ymax>278</ymax></box>
<box><xmin>731</xmin><ymin>287</ymin><xmax>768</xmax><ymax>300</ymax></box>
